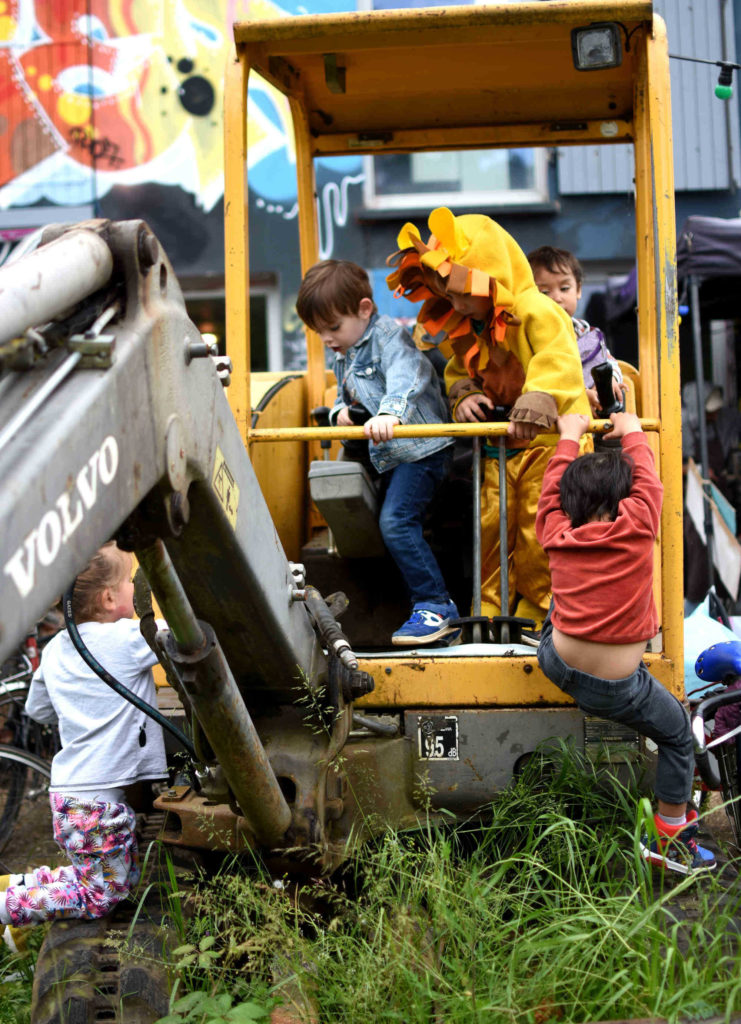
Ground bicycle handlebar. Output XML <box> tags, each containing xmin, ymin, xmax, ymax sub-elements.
<box><xmin>691</xmin><ymin>687</ymin><xmax>741</xmax><ymax>790</ymax></box>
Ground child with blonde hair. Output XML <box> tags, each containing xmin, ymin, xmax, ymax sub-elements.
<box><xmin>0</xmin><ymin>542</ymin><xmax>167</xmax><ymax>952</ymax></box>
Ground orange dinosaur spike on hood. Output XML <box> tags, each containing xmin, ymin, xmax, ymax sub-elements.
<box><xmin>387</xmin><ymin>207</ymin><xmax>533</xmax><ymax>364</ymax></box>
<box><xmin>390</xmin><ymin>207</ymin><xmax>535</xmax><ymax>308</ymax></box>
<box><xmin>387</xmin><ymin>207</ymin><xmax>588</xmax><ymax>421</ymax></box>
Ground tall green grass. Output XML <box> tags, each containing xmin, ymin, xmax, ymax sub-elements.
<box><xmin>151</xmin><ymin>743</ymin><xmax>741</xmax><ymax>1024</ymax></box>
<box><xmin>0</xmin><ymin>927</ymin><xmax>44</xmax><ymax>1023</ymax></box>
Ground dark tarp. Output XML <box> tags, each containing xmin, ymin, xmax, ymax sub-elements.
<box><xmin>676</xmin><ymin>215</ymin><xmax>741</xmax><ymax>605</ymax></box>
<box><xmin>677</xmin><ymin>215</ymin><xmax>741</xmax><ymax>280</ymax></box>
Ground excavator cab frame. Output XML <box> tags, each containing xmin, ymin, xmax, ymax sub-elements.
<box><xmin>224</xmin><ymin>2</ymin><xmax>682</xmax><ymax>719</ymax></box>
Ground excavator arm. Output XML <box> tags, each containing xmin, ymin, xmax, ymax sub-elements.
<box><xmin>0</xmin><ymin>219</ymin><xmax>372</xmax><ymax>857</ymax></box>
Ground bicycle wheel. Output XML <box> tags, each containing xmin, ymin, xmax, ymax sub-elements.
<box><xmin>0</xmin><ymin>745</ymin><xmax>51</xmax><ymax>853</ymax></box>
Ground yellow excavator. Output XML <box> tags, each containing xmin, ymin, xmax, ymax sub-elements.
<box><xmin>0</xmin><ymin>3</ymin><xmax>684</xmax><ymax>1019</ymax></box>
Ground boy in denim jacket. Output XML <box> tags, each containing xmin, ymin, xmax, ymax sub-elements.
<box><xmin>297</xmin><ymin>259</ymin><xmax>459</xmax><ymax>645</ymax></box>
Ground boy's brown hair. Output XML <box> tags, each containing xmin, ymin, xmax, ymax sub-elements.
<box><xmin>527</xmin><ymin>245</ymin><xmax>583</xmax><ymax>288</ymax></box>
<box><xmin>296</xmin><ymin>260</ymin><xmax>377</xmax><ymax>330</ymax></box>
<box><xmin>72</xmin><ymin>542</ymin><xmax>129</xmax><ymax>622</ymax></box>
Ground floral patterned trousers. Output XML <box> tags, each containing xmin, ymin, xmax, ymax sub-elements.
<box><xmin>1</xmin><ymin>793</ymin><xmax>139</xmax><ymax>927</ymax></box>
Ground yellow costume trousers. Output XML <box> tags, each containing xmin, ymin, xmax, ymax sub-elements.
<box><xmin>480</xmin><ymin>445</ymin><xmax>554</xmax><ymax>629</ymax></box>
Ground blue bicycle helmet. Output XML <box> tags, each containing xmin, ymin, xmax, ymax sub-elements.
<box><xmin>695</xmin><ymin>640</ymin><xmax>741</xmax><ymax>682</ymax></box>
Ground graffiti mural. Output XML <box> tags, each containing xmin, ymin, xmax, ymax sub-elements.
<box><xmin>0</xmin><ymin>1</ymin><xmax>228</xmax><ymax>211</ymax></box>
<box><xmin>0</xmin><ymin>0</ymin><xmax>363</xmax><ymax>258</ymax></box>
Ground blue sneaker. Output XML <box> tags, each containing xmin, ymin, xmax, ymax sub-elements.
<box><xmin>640</xmin><ymin>810</ymin><xmax>717</xmax><ymax>875</ymax></box>
<box><xmin>392</xmin><ymin>601</ymin><xmax>460</xmax><ymax>646</ymax></box>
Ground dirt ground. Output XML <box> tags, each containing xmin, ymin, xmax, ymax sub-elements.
<box><xmin>0</xmin><ymin>791</ymin><xmax>60</xmax><ymax>875</ymax></box>
<box><xmin>701</xmin><ymin>789</ymin><xmax>739</xmax><ymax>854</ymax></box>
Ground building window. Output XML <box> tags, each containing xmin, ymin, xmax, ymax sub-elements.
<box><xmin>363</xmin><ymin>148</ymin><xmax>548</xmax><ymax>211</ymax></box>
<box><xmin>184</xmin><ymin>282</ymin><xmax>282</xmax><ymax>371</ymax></box>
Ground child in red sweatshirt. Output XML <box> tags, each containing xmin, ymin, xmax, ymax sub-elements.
<box><xmin>536</xmin><ymin>411</ymin><xmax>715</xmax><ymax>875</ymax></box>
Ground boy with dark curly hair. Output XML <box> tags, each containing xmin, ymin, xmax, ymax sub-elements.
<box><xmin>536</xmin><ymin>411</ymin><xmax>716</xmax><ymax>874</ymax></box>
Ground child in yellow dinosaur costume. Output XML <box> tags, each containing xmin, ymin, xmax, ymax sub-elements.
<box><xmin>387</xmin><ymin>208</ymin><xmax>591</xmax><ymax>630</ymax></box>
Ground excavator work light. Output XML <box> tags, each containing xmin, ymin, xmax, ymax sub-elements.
<box><xmin>571</xmin><ymin>23</ymin><xmax>623</xmax><ymax>71</ymax></box>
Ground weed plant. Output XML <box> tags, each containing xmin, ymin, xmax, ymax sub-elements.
<box><xmin>0</xmin><ymin>925</ymin><xmax>44</xmax><ymax>1024</ymax></box>
<box><xmin>0</xmin><ymin>953</ymin><xmax>31</xmax><ymax>1024</ymax></box>
<box><xmin>138</xmin><ymin>742</ymin><xmax>741</xmax><ymax>1023</ymax></box>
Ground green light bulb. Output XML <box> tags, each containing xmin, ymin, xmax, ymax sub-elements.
<box><xmin>715</xmin><ymin>83</ymin><xmax>733</xmax><ymax>99</ymax></box>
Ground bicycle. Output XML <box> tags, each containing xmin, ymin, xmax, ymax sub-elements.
<box><xmin>689</xmin><ymin>638</ymin><xmax>741</xmax><ymax>849</ymax></box>
<box><xmin>0</xmin><ymin>631</ymin><xmax>59</xmax><ymax>856</ymax></box>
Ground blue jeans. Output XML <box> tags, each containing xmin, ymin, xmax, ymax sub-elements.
<box><xmin>378</xmin><ymin>448</ymin><xmax>452</xmax><ymax>607</ymax></box>
<box><xmin>537</xmin><ymin>607</ymin><xmax>694</xmax><ymax>805</ymax></box>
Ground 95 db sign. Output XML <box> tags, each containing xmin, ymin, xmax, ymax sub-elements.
<box><xmin>417</xmin><ymin>715</ymin><xmax>459</xmax><ymax>761</ymax></box>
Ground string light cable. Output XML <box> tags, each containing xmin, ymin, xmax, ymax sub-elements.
<box><xmin>669</xmin><ymin>52</ymin><xmax>740</xmax><ymax>100</ymax></box>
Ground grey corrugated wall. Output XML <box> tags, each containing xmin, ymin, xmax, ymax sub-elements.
<box><xmin>557</xmin><ymin>0</ymin><xmax>741</xmax><ymax>194</ymax></box>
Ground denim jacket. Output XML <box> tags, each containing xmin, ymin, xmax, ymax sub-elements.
<box><xmin>329</xmin><ymin>313</ymin><xmax>454</xmax><ymax>473</ymax></box>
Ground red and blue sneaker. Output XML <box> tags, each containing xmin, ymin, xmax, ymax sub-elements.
<box><xmin>640</xmin><ymin>810</ymin><xmax>717</xmax><ymax>875</ymax></box>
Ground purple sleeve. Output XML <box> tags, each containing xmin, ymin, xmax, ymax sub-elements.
<box><xmin>714</xmin><ymin>680</ymin><xmax>741</xmax><ymax>738</ymax></box>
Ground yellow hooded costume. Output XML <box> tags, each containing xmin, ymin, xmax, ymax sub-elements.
<box><xmin>387</xmin><ymin>208</ymin><xmax>591</xmax><ymax>627</ymax></box>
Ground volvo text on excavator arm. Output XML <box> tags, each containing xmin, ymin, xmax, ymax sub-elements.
<box><xmin>0</xmin><ymin>219</ymin><xmax>373</xmax><ymax>863</ymax></box>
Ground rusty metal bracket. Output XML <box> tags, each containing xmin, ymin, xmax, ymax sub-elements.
<box><xmin>155</xmin><ymin>785</ymin><xmax>256</xmax><ymax>852</ymax></box>
<box><xmin>67</xmin><ymin>298</ymin><xmax>120</xmax><ymax>368</ymax></box>
<box><xmin>68</xmin><ymin>333</ymin><xmax>116</xmax><ymax>368</ymax></box>
<box><xmin>324</xmin><ymin>53</ymin><xmax>346</xmax><ymax>94</ymax></box>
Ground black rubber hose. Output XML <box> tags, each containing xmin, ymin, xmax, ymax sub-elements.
<box><xmin>62</xmin><ymin>586</ymin><xmax>197</xmax><ymax>760</ymax></box>
<box><xmin>303</xmin><ymin>585</ymin><xmax>357</xmax><ymax>668</ymax></box>
<box><xmin>352</xmin><ymin>712</ymin><xmax>399</xmax><ymax>737</ymax></box>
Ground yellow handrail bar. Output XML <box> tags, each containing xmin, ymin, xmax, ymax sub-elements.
<box><xmin>248</xmin><ymin>420</ymin><xmax>661</xmax><ymax>442</ymax></box>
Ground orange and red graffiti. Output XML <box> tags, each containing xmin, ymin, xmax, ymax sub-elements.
<box><xmin>0</xmin><ymin>0</ymin><xmax>227</xmax><ymax>207</ymax></box>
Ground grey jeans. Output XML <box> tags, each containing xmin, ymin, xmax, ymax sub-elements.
<box><xmin>537</xmin><ymin>608</ymin><xmax>694</xmax><ymax>805</ymax></box>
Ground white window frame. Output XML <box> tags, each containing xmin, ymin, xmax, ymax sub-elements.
<box><xmin>183</xmin><ymin>282</ymin><xmax>283</xmax><ymax>372</ymax></box>
<box><xmin>251</xmin><ymin>283</ymin><xmax>283</xmax><ymax>372</ymax></box>
<box><xmin>362</xmin><ymin>149</ymin><xmax>549</xmax><ymax>211</ymax></box>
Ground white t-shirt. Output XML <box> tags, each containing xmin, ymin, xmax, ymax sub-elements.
<box><xmin>26</xmin><ymin>618</ymin><xmax>168</xmax><ymax>792</ymax></box>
